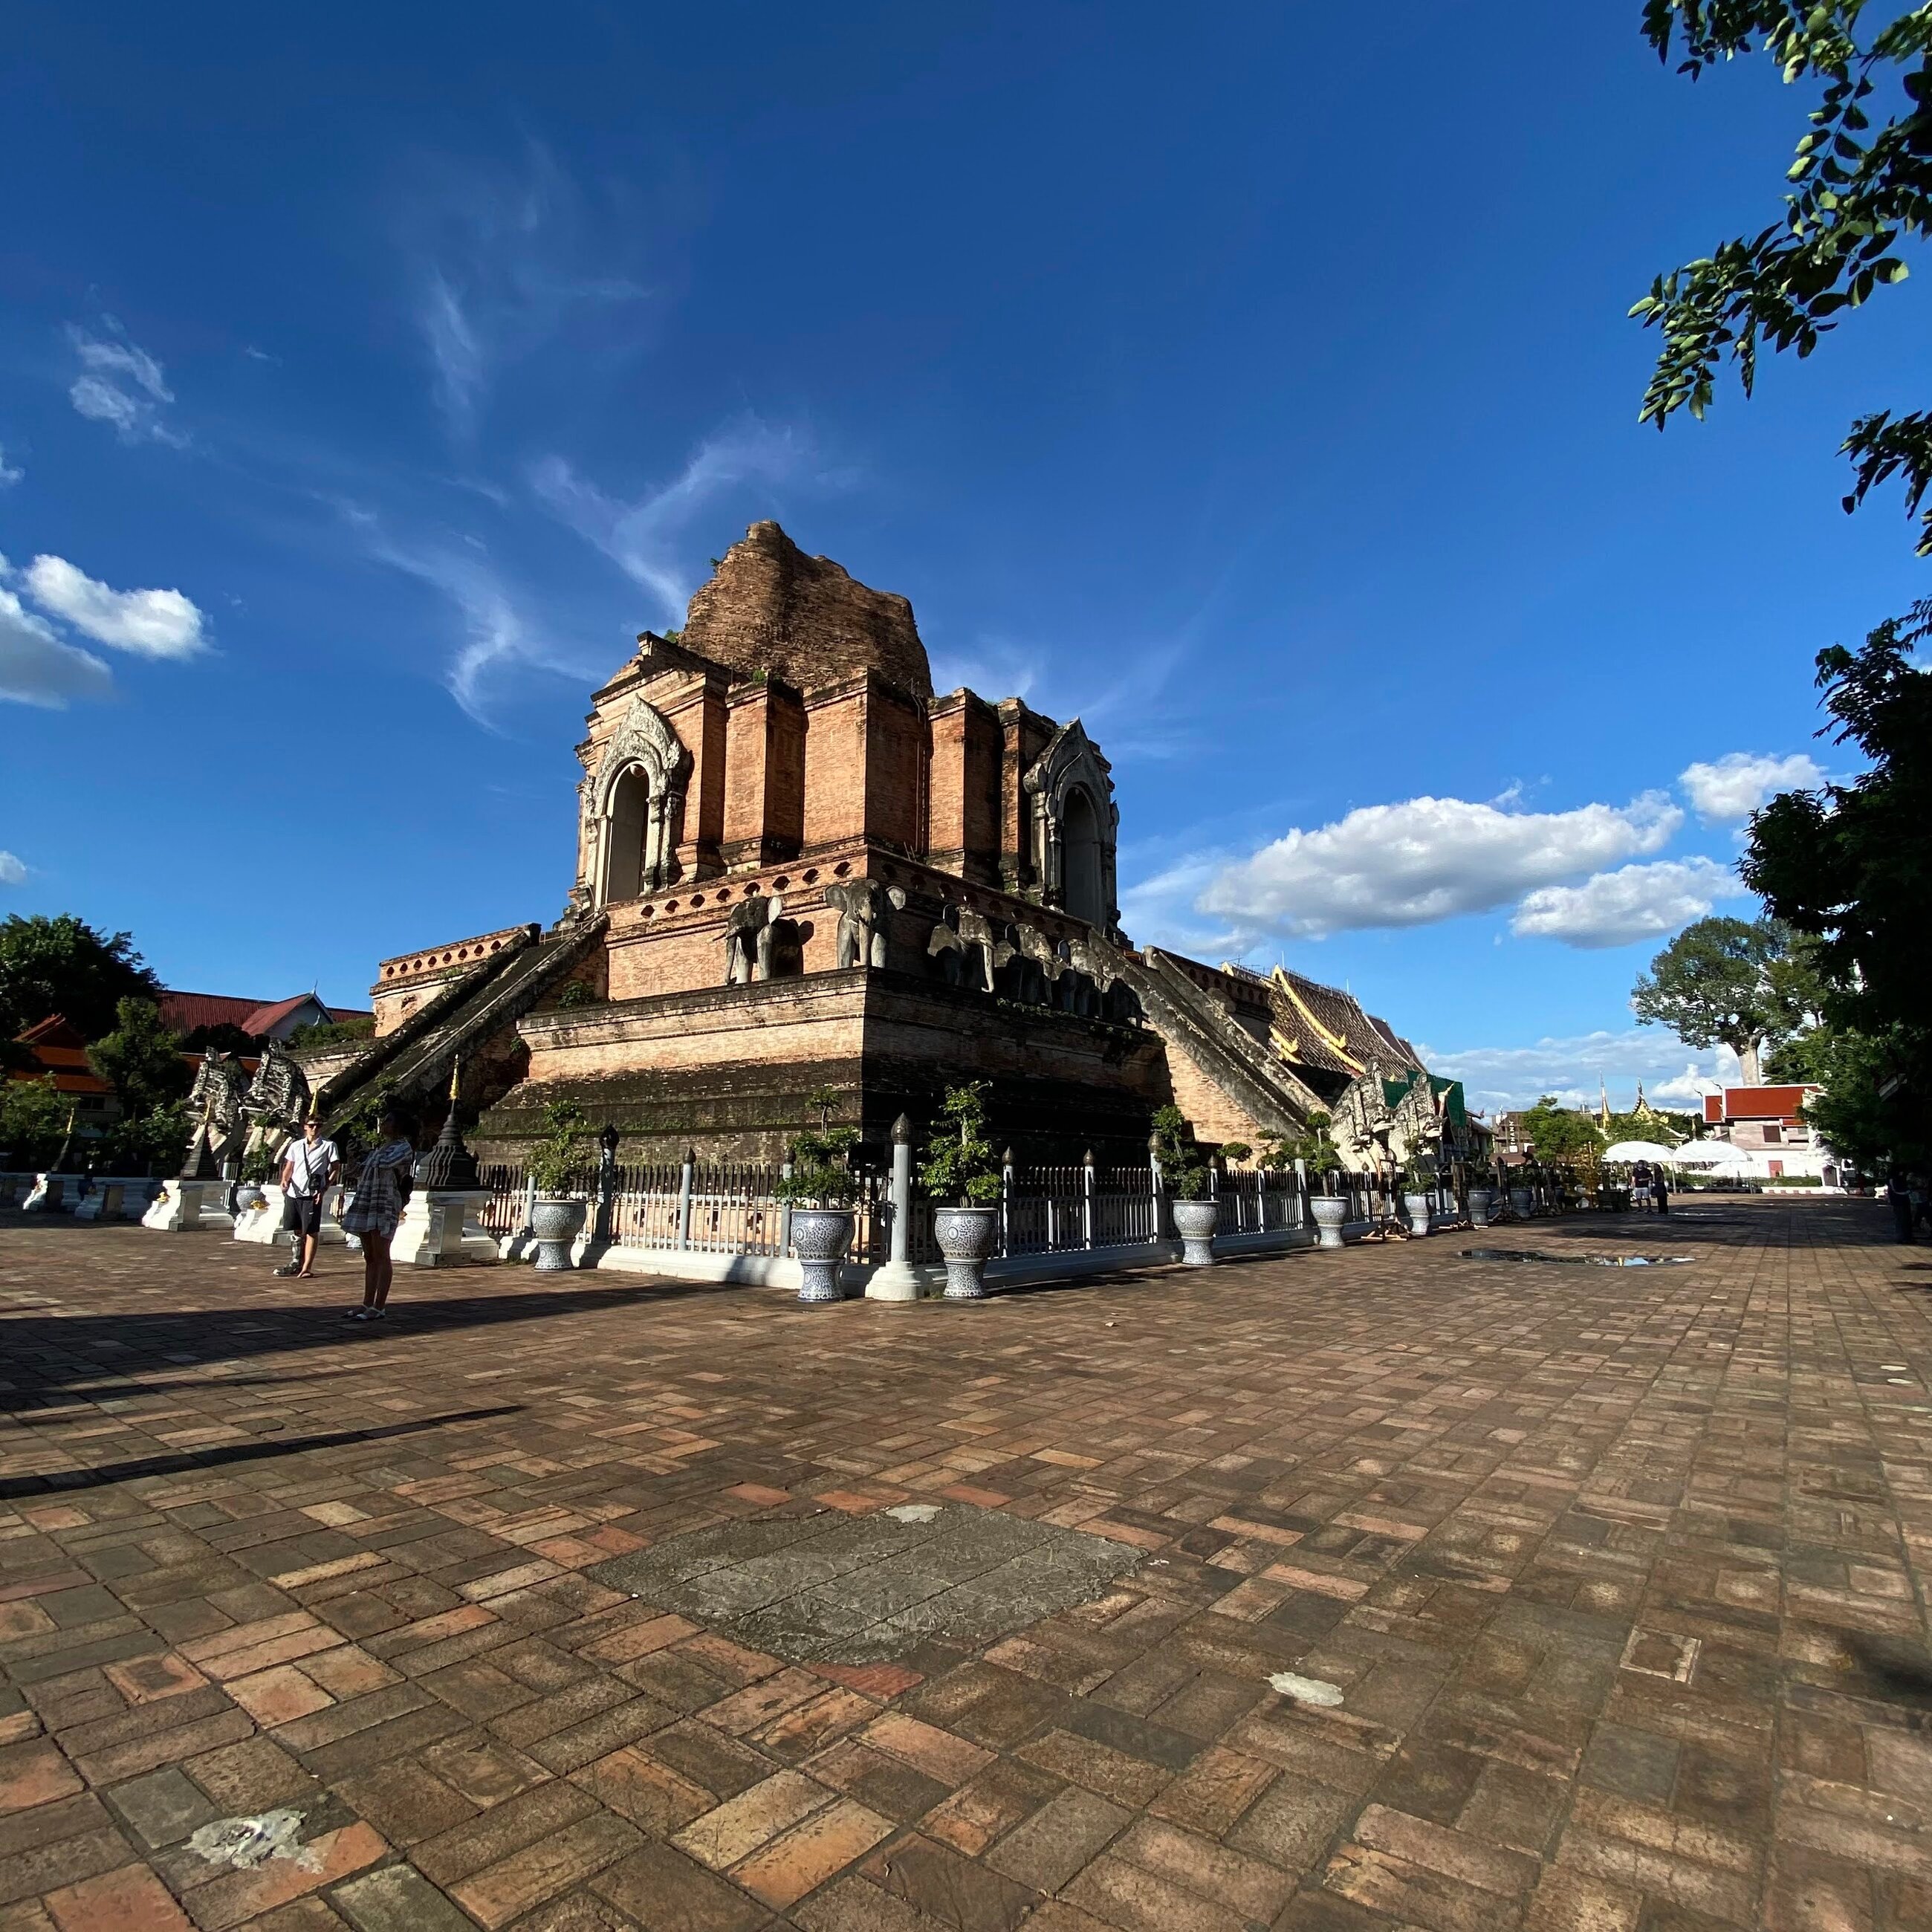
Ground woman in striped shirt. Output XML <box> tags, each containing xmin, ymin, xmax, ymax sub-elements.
<box><xmin>341</xmin><ymin>1108</ymin><xmax>414</xmax><ymax>1320</ymax></box>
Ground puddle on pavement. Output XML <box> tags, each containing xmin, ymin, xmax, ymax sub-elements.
<box><xmin>1460</xmin><ymin>1249</ymin><xmax>1694</xmax><ymax>1267</ymax></box>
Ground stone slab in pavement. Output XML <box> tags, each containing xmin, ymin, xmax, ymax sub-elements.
<box><xmin>0</xmin><ymin>1197</ymin><xmax>1928</xmax><ymax>1931</ymax></box>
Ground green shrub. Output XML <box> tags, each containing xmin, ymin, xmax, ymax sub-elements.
<box><xmin>528</xmin><ymin>1098</ymin><xmax>594</xmax><ymax>1196</ymax></box>
<box><xmin>919</xmin><ymin>1081</ymin><xmax>1002</xmax><ymax>1207</ymax></box>
<box><xmin>775</xmin><ymin>1086</ymin><xmax>859</xmax><ymax>1208</ymax></box>
<box><xmin>1153</xmin><ymin>1105</ymin><xmax>1210</xmax><ymax>1202</ymax></box>
<box><xmin>288</xmin><ymin>1017</ymin><xmax>375</xmax><ymax>1053</ymax></box>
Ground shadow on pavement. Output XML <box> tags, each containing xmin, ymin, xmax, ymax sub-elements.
<box><xmin>0</xmin><ymin>1277</ymin><xmax>737</xmax><ymax>1409</ymax></box>
<box><xmin>0</xmin><ymin>1404</ymin><xmax>524</xmax><ymax>1499</ymax></box>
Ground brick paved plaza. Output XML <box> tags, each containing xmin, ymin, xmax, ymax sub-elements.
<box><xmin>1</xmin><ymin>1199</ymin><xmax>1928</xmax><ymax>1931</ymax></box>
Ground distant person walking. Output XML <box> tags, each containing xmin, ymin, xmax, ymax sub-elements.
<box><xmin>1650</xmin><ymin>1167</ymin><xmax>1669</xmax><ymax>1216</ymax></box>
<box><xmin>340</xmin><ymin>1110</ymin><xmax>414</xmax><ymax>1320</ymax></box>
<box><xmin>274</xmin><ymin>1113</ymin><xmax>340</xmax><ymax>1279</ymax></box>
<box><xmin>1887</xmin><ymin>1171</ymin><xmax>1916</xmax><ymax>1244</ymax></box>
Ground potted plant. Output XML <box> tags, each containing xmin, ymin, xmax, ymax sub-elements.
<box><xmin>919</xmin><ymin>1080</ymin><xmax>1003</xmax><ymax>1300</ymax></box>
<box><xmin>1401</xmin><ymin>1154</ymin><xmax>1433</xmax><ymax>1237</ymax></box>
<box><xmin>527</xmin><ymin>1098</ymin><xmax>594</xmax><ymax>1271</ymax></box>
<box><xmin>234</xmin><ymin>1142</ymin><xmax>275</xmax><ymax>1215</ymax></box>
<box><xmin>776</xmin><ymin>1087</ymin><xmax>860</xmax><ymax>1303</ymax></box>
<box><xmin>1278</xmin><ymin>1112</ymin><xmax>1346</xmax><ymax>1249</ymax></box>
<box><xmin>1465</xmin><ymin>1154</ymin><xmax>1497</xmax><ymax>1228</ymax></box>
<box><xmin>1153</xmin><ymin>1106</ymin><xmax>1218</xmax><ymax>1265</ymax></box>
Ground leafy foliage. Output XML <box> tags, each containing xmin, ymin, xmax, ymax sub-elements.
<box><xmin>0</xmin><ymin>1074</ymin><xmax>71</xmax><ymax>1167</ymax></box>
<box><xmin>1218</xmin><ymin>1140</ymin><xmax>1253</xmax><ymax>1165</ymax></box>
<box><xmin>527</xmin><ymin>1098</ymin><xmax>594</xmax><ymax>1196</ymax></box>
<box><xmin>775</xmin><ymin>1087</ymin><xmax>860</xmax><ymax>1207</ymax></box>
<box><xmin>98</xmin><ymin>1101</ymin><xmax>189</xmax><ymax>1175</ymax></box>
<box><xmin>1633</xmin><ymin>3</ymin><xmax>1932</xmax><ymax>548</ymax></box>
<box><xmin>551</xmin><ymin>979</ymin><xmax>602</xmax><ymax>1010</ymax></box>
<box><xmin>1632</xmin><ymin>915</ymin><xmax>1797</xmax><ymax>1064</ymax></box>
<box><xmin>182</xmin><ymin>1022</ymin><xmax>259</xmax><ymax>1055</ymax></box>
<box><xmin>918</xmin><ymin>1080</ymin><xmax>1002</xmax><ymax>1206</ymax></box>
<box><xmin>86</xmin><ymin>999</ymin><xmax>190</xmax><ymax>1121</ymax></box>
<box><xmin>1519</xmin><ymin>1096</ymin><xmax>1608</xmax><ymax>1162</ymax></box>
<box><xmin>0</xmin><ymin>914</ymin><xmax>161</xmax><ymax>1043</ymax></box>
<box><xmin>1742</xmin><ymin>610</ymin><xmax>1932</xmax><ymax>1165</ymax></box>
<box><xmin>1151</xmin><ymin>1104</ymin><xmax>1210</xmax><ymax>1201</ymax></box>
<box><xmin>286</xmin><ymin>1016</ymin><xmax>375</xmax><ymax>1052</ymax></box>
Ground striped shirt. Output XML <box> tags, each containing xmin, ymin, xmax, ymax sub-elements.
<box><xmin>341</xmin><ymin>1140</ymin><xmax>414</xmax><ymax>1239</ymax></box>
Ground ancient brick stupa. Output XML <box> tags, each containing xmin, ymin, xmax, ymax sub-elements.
<box><xmin>316</xmin><ymin>525</ymin><xmax>1435</xmax><ymax>1166</ymax></box>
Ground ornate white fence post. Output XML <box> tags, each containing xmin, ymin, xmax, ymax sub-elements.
<box><xmin>1082</xmin><ymin>1149</ymin><xmax>1095</xmax><ymax>1250</ymax></box>
<box><xmin>889</xmin><ymin>1115</ymin><xmax>912</xmax><ymax>1269</ymax></box>
<box><xmin>777</xmin><ymin>1156</ymin><xmax>794</xmax><ymax>1258</ymax></box>
<box><xmin>594</xmin><ymin>1127</ymin><xmax>618</xmax><ymax>1245</ymax></box>
<box><xmin>675</xmin><ymin>1147</ymin><xmax>695</xmax><ymax>1250</ymax></box>
<box><xmin>1150</xmin><ymin>1129</ymin><xmax>1168</xmax><ymax>1243</ymax></box>
<box><xmin>999</xmin><ymin>1147</ymin><xmax>1014</xmax><ymax>1257</ymax></box>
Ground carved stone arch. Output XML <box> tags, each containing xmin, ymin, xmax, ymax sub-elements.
<box><xmin>585</xmin><ymin>697</ymin><xmax>693</xmax><ymax>906</ymax></box>
<box><xmin>1022</xmin><ymin>719</ymin><xmax>1119</xmax><ymax>932</ymax></box>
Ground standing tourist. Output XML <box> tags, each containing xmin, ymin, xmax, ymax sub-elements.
<box><xmin>274</xmin><ymin>1111</ymin><xmax>340</xmax><ymax>1279</ymax></box>
<box><xmin>341</xmin><ymin>1109</ymin><xmax>414</xmax><ymax>1320</ymax></box>
<box><xmin>1650</xmin><ymin>1165</ymin><xmax>1669</xmax><ymax>1216</ymax></box>
<box><xmin>1887</xmin><ymin>1170</ymin><xmax>1916</xmax><ymax>1245</ymax></box>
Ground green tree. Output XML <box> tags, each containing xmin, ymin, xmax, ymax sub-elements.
<box><xmin>0</xmin><ymin>915</ymin><xmax>161</xmax><ymax>1043</ymax></box>
<box><xmin>1631</xmin><ymin>9</ymin><xmax>1932</xmax><ymax>1167</ymax></box>
<box><xmin>1519</xmin><ymin>1096</ymin><xmax>1606</xmax><ymax>1162</ymax></box>
<box><xmin>86</xmin><ymin>998</ymin><xmax>191</xmax><ymax>1121</ymax></box>
<box><xmin>1151</xmin><ymin>1105</ymin><xmax>1210</xmax><ymax>1201</ymax></box>
<box><xmin>1632</xmin><ymin>916</ymin><xmax>1795</xmax><ymax>1083</ymax></box>
<box><xmin>1743</xmin><ymin>610</ymin><xmax>1932</xmax><ymax>1163</ymax></box>
<box><xmin>918</xmin><ymin>1081</ymin><xmax>1002</xmax><ymax>1207</ymax></box>
<box><xmin>0</xmin><ymin>1074</ymin><xmax>72</xmax><ymax>1167</ymax></box>
<box><xmin>1633</xmin><ymin>3</ymin><xmax>1931</xmax><ymax>550</ymax></box>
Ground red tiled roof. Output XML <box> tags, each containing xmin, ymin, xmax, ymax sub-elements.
<box><xmin>239</xmin><ymin>993</ymin><xmax>319</xmax><ymax>1035</ymax></box>
<box><xmin>158</xmin><ymin>990</ymin><xmax>337</xmax><ymax>1037</ymax></box>
<box><xmin>16</xmin><ymin>1015</ymin><xmax>87</xmax><ymax>1050</ymax></box>
<box><xmin>1719</xmin><ymin>1084</ymin><xmax>1816</xmax><ymax>1121</ymax></box>
<box><xmin>158</xmin><ymin>991</ymin><xmax>264</xmax><ymax>1034</ymax></box>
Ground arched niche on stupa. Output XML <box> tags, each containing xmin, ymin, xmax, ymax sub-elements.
<box><xmin>579</xmin><ymin>696</ymin><xmax>693</xmax><ymax>907</ymax></box>
<box><xmin>1023</xmin><ymin>719</ymin><xmax>1119</xmax><ymax>933</ymax></box>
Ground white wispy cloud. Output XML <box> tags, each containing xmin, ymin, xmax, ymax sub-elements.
<box><xmin>531</xmin><ymin>418</ymin><xmax>815</xmax><ymax>626</ymax></box>
<box><xmin>23</xmin><ymin>556</ymin><xmax>207</xmax><ymax>658</ymax></box>
<box><xmin>408</xmin><ymin>143</ymin><xmax>649</xmax><ymax>431</ymax></box>
<box><xmin>1193</xmin><ymin>790</ymin><xmax>1682</xmax><ymax>944</ymax></box>
<box><xmin>66</xmin><ymin>320</ymin><xmax>186</xmax><ymax>446</ymax></box>
<box><xmin>348</xmin><ymin>509</ymin><xmax>581</xmax><ymax>724</ymax></box>
<box><xmin>1508</xmin><ymin>856</ymin><xmax>1743</xmax><ymax>950</ymax></box>
<box><xmin>1679</xmin><ymin>750</ymin><xmax>1825</xmax><ymax>824</ymax></box>
<box><xmin>0</xmin><ymin>852</ymin><xmax>26</xmax><ymax>886</ymax></box>
<box><xmin>1419</xmin><ymin>1028</ymin><xmax>1740</xmax><ymax>1113</ymax></box>
<box><xmin>0</xmin><ymin>581</ymin><xmax>115</xmax><ymax>708</ymax></box>
<box><xmin>0</xmin><ymin>444</ymin><xmax>21</xmax><ymax>487</ymax></box>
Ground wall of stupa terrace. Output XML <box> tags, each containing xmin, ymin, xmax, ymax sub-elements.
<box><xmin>369</xmin><ymin>924</ymin><xmax>541</xmax><ymax>1037</ymax></box>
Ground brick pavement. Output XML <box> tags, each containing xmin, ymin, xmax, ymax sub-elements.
<box><xmin>1</xmin><ymin>1198</ymin><xmax>1928</xmax><ymax>1931</ymax></box>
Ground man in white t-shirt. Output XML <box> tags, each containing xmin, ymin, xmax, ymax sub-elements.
<box><xmin>275</xmin><ymin>1115</ymin><xmax>341</xmax><ymax>1279</ymax></box>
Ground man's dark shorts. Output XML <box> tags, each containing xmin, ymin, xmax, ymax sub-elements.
<box><xmin>285</xmin><ymin>1193</ymin><xmax>325</xmax><ymax>1237</ymax></box>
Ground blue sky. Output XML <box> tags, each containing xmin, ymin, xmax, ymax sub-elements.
<box><xmin>2</xmin><ymin>4</ymin><xmax>1923</xmax><ymax>1111</ymax></box>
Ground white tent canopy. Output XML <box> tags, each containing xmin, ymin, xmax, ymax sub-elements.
<box><xmin>1601</xmin><ymin>1140</ymin><xmax>1684</xmax><ymax>1164</ymax></box>
<box><xmin>1673</xmin><ymin>1141</ymin><xmax>1757</xmax><ymax>1170</ymax></box>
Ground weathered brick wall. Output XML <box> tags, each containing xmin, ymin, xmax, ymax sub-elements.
<box><xmin>681</xmin><ymin>521</ymin><xmax>933</xmax><ymax>703</ymax></box>
<box><xmin>927</xmin><ymin>693</ymin><xmax>1005</xmax><ymax>884</ymax></box>
<box><xmin>487</xmin><ymin>968</ymin><xmax>1170</xmax><ymax>1163</ymax></box>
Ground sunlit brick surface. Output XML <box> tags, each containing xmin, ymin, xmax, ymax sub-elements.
<box><xmin>1</xmin><ymin>1199</ymin><xmax>1928</xmax><ymax>1928</ymax></box>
